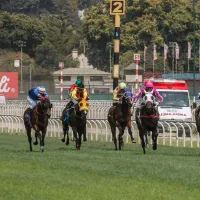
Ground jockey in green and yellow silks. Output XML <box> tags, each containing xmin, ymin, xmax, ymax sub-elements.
<box><xmin>113</xmin><ymin>82</ymin><xmax>127</xmax><ymax>106</ymax></box>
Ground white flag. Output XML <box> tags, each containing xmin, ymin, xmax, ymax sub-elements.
<box><xmin>164</xmin><ymin>43</ymin><xmax>168</xmax><ymax>60</ymax></box>
<box><xmin>188</xmin><ymin>42</ymin><xmax>192</xmax><ymax>59</ymax></box>
<box><xmin>176</xmin><ymin>43</ymin><xmax>179</xmax><ymax>59</ymax></box>
<box><xmin>144</xmin><ymin>45</ymin><xmax>147</xmax><ymax>61</ymax></box>
<box><xmin>153</xmin><ymin>45</ymin><xmax>157</xmax><ymax>60</ymax></box>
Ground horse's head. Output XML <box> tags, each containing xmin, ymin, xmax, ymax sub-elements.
<box><xmin>78</xmin><ymin>99</ymin><xmax>89</xmax><ymax>117</ymax></box>
<box><xmin>143</xmin><ymin>91</ymin><xmax>155</xmax><ymax>109</ymax></box>
<box><xmin>39</xmin><ymin>97</ymin><xmax>53</xmax><ymax>116</ymax></box>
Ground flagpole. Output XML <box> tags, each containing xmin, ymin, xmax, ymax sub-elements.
<box><xmin>175</xmin><ymin>57</ymin><xmax>177</xmax><ymax>79</ymax></box>
<box><xmin>153</xmin><ymin>45</ymin><xmax>154</xmax><ymax>78</ymax></box>
<box><xmin>164</xmin><ymin>43</ymin><xmax>165</xmax><ymax>79</ymax></box>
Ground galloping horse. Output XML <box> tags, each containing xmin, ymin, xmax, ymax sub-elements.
<box><xmin>61</xmin><ymin>99</ymin><xmax>89</xmax><ymax>150</ymax></box>
<box><xmin>108</xmin><ymin>94</ymin><xmax>135</xmax><ymax>150</ymax></box>
<box><xmin>23</xmin><ymin>97</ymin><xmax>52</xmax><ymax>152</ymax></box>
<box><xmin>135</xmin><ymin>91</ymin><xmax>159</xmax><ymax>154</ymax></box>
<box><xmin>195</xmin><ymin>105</ymin><xmax>200</xmax><ymax>135</ymax></box>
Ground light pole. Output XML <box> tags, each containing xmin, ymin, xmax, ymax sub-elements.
<box><xmin>17</xmin><ymin>40</ymin><xmax>26</xmax><ymax>93</ymax></box>
<box><xmin>192</xmin><ymin>0</ymin><xmax>196</xmax><ymax>99</ymax></box>
<box><xmin>169</xmin><ymin>42</ymin><xmax>176</xmax><ymax>79</ymax></box>
<box><xmin>109</xmin><ymin>43</ymin><xmax>112</xmax><ymax>76</ymax></box>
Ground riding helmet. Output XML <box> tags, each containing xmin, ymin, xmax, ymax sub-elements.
<box><xmin>38</xmin><ymin>86</ymin><xmax>46</xmax><ymax>93</ymax></box>
<box><xmin>75</xmin><ymin>79</ymin><xmax>82</xmax><ymax>86</ymax></box>
<box><xmin>77</xmin><ymin>82</ymin><xmax>84</xmax><ymax>89</ymax></box>
<box><xmin>119</xmin><ymin>82</ymin><xmax>126</xmax><ymax>89</ymax></box>
<box><xmin>145</xmin><ymin>81</ymin><xmax>153</xmax><ymax>88</ymax></box>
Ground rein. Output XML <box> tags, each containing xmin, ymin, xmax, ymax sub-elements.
<box><xmin>138</xmin><ymin>115</ymin><xmax>159</xmax><ymax>119</ymax></box>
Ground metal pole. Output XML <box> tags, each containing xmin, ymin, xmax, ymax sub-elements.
<box><xmin>172</xmin><ymin>43</ymin><xmax>175</xmax><ymax>79</ymax></box>
<box><xmin>113</xmin><ymin>14</ymin><xmax>120</xmax><ymax>89</ymax></box>
<box><xmin>193</xmin><ymin>0</ymin><xmax>196</xmax><ymax>98</ymax></box>
<box><xmin>135</xmin><ymin>59</ymin><xmax>139</xmax><ymax>94</ymax></box>
<box><xmin>20</xmin><ymin>46</ymin><xmax>23</xmax><ymax>93</ymax></box>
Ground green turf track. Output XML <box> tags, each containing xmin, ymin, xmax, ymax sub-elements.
<box><xmin>0</xmin><ymin>134</ymin><xmax>200</xmax><ymax>200</ymax></box>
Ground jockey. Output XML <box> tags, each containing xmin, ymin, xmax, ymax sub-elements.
<box><xmin>64</xmin><ymin>79</ymin><xmax>88</xmax><ymax>121</ymax></box>
<box><xmin>27</xmin><ymin>85</ymin><xmax>49</xmax><ymax>110</ymax></box>
<box><xmin>113</xmin><ymin>82</ymin><xmax>129</xmax><ymax>106</ymax></box>
<box><xmin>26</xmin><ymin>86</ymin><xmax>48</xmax><ymax>125</ymax></box>
<box><xmin>133</xmin><ymin>81</ymin><xmax>163</xmax><ymax>114</ymax></box>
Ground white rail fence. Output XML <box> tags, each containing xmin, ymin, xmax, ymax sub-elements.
<box><xmin>0</xmin><ymin>100</ymin><xmax>199</xmax><ymax>148</ymax></box>
<box><xmin>0</xmin><ymin>115</ymin><xmax>199</xmax><ymax>148</ymax></box>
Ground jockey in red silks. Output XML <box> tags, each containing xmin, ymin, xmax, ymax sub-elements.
<box><xmin>133</xmin><ymin>81</ymin><xmax>163</xmax><ymax>115</ymax></box>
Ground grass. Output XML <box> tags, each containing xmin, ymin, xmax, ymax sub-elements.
<box><xmin>0</xmin><ymin>134</ymin><xmax>200</xmax><ymax>200</ymax></box>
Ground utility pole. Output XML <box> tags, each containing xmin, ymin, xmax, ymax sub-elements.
<box><xmin>193</xmin><ymin>0</ymin><xmax>196</xmax><ymax>99</ymax></box>
<box><xmin>17</xmin><ymin>40</ymin><xmax>26</xmax><ymax>93</ymax></box>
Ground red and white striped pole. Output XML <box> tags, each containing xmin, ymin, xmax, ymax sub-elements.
<box><xmin>59</xmin><ymin>62</ymin><xmax>64</xmax><ymax>102</ymax></box>
<box><xmin>134</xmin><ymin>54</ymin><xmax>140</xmax><ymax>94</ymax></box>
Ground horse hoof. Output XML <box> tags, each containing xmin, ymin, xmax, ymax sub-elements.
<box><xmin>83</xmin><ymin>138</ymin><xmax>87</xmax><ymax>142</ymax></box>
<box><xmin>66</xmin><ymin>141</ymin><xmax>69</xmax><ymax>145</ymax></box>
<box><xmin>153</xmin><ymin>145</ymin><xmax>157</xmax><ymax>150</ymax></box>
<box><xmin>131</xmin><ymin>139</ymin><xmax>136</xmax><ymax>144</ymax></box>
<box><xmin>61</xmin><ymin>138</ymin><xmax>65</xmax><ymax>142</ymax></box>
<box><xmin>40</xmin><ymin>146</ymin><xmax>44</xmax><ymax>152</ymax></box>
<box><xmin>33</xmin><ymin>142</ymin><xmax>38</xmax><ymax>145</ymax></box>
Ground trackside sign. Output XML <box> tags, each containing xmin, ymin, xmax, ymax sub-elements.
<box><xmin>0</xmin><ymin>72</ymin><xmax>18</xmax><ymax>99</ymax></box>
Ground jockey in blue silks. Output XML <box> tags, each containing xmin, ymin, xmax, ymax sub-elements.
<box><xmin>27</xmin><ymin>86</ymin><xmax>49</xmax><ymax>109</ymax></box>
<box><xmin>26</xmin><ymin>86</ymin><xmax>48</xmax><ymax>122</ymax></box>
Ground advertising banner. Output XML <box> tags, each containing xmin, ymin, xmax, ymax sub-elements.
<box><xmin>0</xmin><ymin>72</ymin><xmax>18</xmax><ymax>99</ymax></box>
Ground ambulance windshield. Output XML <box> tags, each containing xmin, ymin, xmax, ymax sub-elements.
<box><xmin>157</xmin><ymin>91</ymin><xmax>189</xmax><ymax>107</ymax></box>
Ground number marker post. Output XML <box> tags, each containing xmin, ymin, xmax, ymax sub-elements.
<box><xmin>110</xmin><ymin>0</ymin><xmax>125</xmax><ymax>89</ymax></box>
<box><xmin>134</xmin><ymin>54</ymin><xmax>140</xmax><ymax>94</ymax></box>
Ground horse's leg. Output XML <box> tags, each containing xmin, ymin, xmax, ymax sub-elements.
<box><xmin>152</xmin><ymin>128</ymin><xmax>158</xmax><ymax>150</ymax></box>
<box><xmin>65</xmin><ymin>124</ymin><xmax>70</xmax><ymax>145</ymax></box>
<box><xmin>40</xmin><ymin>130</ymin><xmax>46</xmax><ymax>152</ymax></box>
<box><xmin>139</xmin><ymin>129</ymin><xmax>146</xmax><ymax>154</ymax></box>
<box><xmin>144</xmin><ymin>131</ymin><xmax>149</xmax><ymax>148</ymax></box>
<box><xmin>118</xmin><ymin>124</ymin><xmax>124</xmax><ymax>150</ymax></box>
<box><xmin>110</xmin><ymin>124</ymin><xmax>117</xmax><ymax>150</ymax></box>
<box><xmin>83</xmin><ymin>126</ymin><xmax>87</xmax><ymax>142</ymax></box>
<box><xmin>26</xmin><ymin>128</ymin><xmax>32</xmax><ymax>151</ymax></box>
<box><xmin>72</xmin><ymin>127</ymin><xmax>80</xmax><ymax>150</ymax></box>
<box><xmin>61</xmin><ymin>120</ymin><xmax>66</xmax><ymax>142</ymax></box>
<box><xmin>127</xmin><ymin>120</ymin><xmax>136</xmax><ymax>143</ymax></box>
<box><xmin>33</xmin><ymin>131</ymin><xmax>38</xmax><ymax>145</ymax></box>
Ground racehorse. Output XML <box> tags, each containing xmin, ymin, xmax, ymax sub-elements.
<box><xmin>195</xmin><ymin>105</ymin><xmax>200</xmax><ymax>135</ymax></box>
<box><xmin>23</xmin><ymin>97</ymin><xmax>52</xmax><ymax>152</ymax></box>
<box><xmin>108</xmin><ymin>93</ymin><xmax>135</xmax><ymax>150</ymax></box>
<box><xmin>61</xmin><ymin>99</ymin><xmax>89</xmax><ymax>150</ymax></box>
<box><xmin>135</xmin><ymin>91</ymin><xmax>159</xmax><ymax>154</ymax></box>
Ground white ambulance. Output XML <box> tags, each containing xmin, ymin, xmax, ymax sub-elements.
<box><xmin>152</xmin><ymin>79</ymin><xmax>192</xmax><ymax>121</ymax></box>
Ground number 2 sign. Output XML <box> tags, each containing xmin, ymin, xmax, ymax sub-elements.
<box><xmin>110</xmin><ymin>0</ymin><xmax>125</xmax><ymax>15</ymax></box>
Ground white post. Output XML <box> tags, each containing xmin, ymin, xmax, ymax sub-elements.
<box><xmin>20</xmin><ymin>46</ymin><xmax>23</xmax><ymax>93</ymax></box>
<box><xmin>59</xmin><ymin>62</ymin><xmax>64</xmax><ymax>102</ymax></box>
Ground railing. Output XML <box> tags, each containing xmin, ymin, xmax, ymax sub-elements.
<box><xmin>0</xmin><ymin>115</ymin><xmax>199</xmax><ymax>148</ymax></box>
<box><xmin>0</xmin><ymin>100</ymin><xmax>199</xmax><ymax>148</ymax></box>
